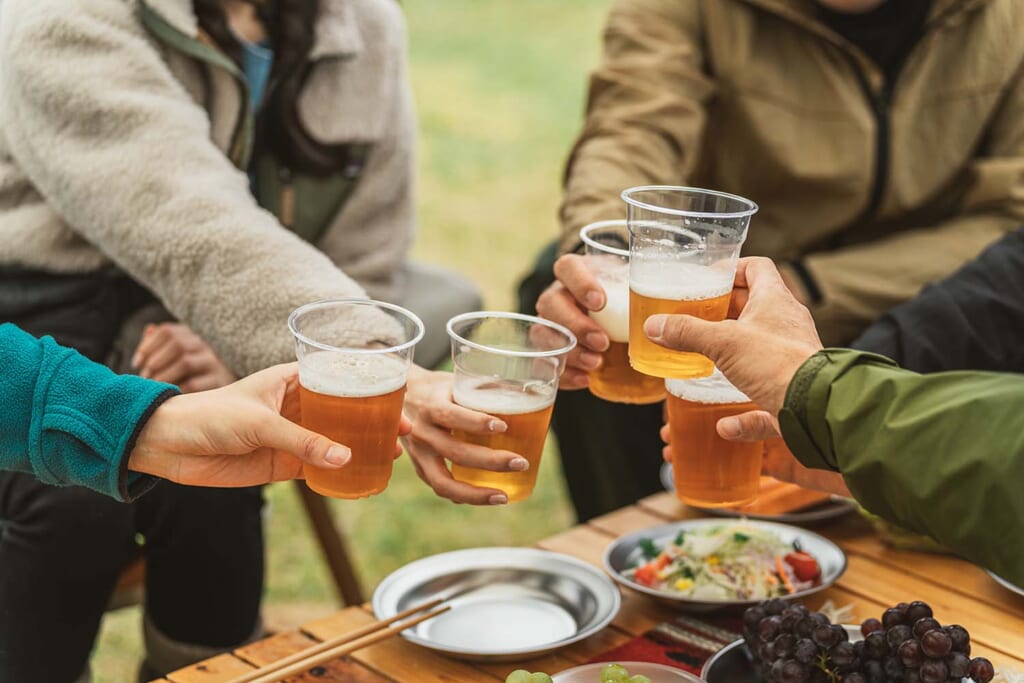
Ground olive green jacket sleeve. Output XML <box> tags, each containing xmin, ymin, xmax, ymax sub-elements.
<box><xmin>779</xmin><ymin>349</ymin><xmax>1024</xmax><ymax>586</ymax></box>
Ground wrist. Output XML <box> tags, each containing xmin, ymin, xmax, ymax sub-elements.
<box><xmin>127</xmin><ymin>394</ymin><xmax>190</xmax><ymax>478</ymax></box>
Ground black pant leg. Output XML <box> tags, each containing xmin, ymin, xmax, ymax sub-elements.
<box><xmin>0</xmin><ymin>473</ymin><xmax>135</xmax><ymax>683</ymax></box>
<box><xmin>135</xmin><ymin>483</ymin><xmax>265</xmax><ymax>647</ymax></box>
<box><xmin>550</xmin><ymin>389</ymin><xmax>666</xmax><ymax>522</ymax></box>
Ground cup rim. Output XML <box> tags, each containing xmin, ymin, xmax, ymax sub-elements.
<box><xmin>446</xmin><ymin>311</ymin><xmax>578</xmax><ymax>358</ymax></box>
<box><xmin>288</xmin><ymin>298</ymin><xmax>426</xmax><ymax>355</ymax></box>
<box><xmin>579</xmin><ymin>220</ymin><xmax>630</xmax><ymax>258</ymax></box>
<box><xmin>621</xmin><ymin>185</ymin><xmax>759</xmax><ymax>219</ymax></box>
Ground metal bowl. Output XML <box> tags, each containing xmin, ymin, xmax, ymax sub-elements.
<box><xmin>372</xmin><ymin>547</ymin><xmax>621</xmax><ymax>662</ymax></box>
<box><xmin>604</xmin><ymin>519</ymin><xmax>846</xmax><ymax>613</ymax></box>
<box><xmin>989</xmin><ymin>570</ymin><xmax>1024</xmax><ymax>599</ymax></box>
<box><xmin>554</xmin><ymin>662</ymin><xmax>705</xmax><ymax>682</ymax></box>
<box><xmin>701</xmin><ymin>626</ymin><xmax>969</xmax><ymax>682</ymax></box>
<box><xmin>660</xmin><ymin>463</ymin><xmax>856</xmax><ymax>524</ymax></box>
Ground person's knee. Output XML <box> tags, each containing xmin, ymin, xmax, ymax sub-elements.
<box><xmin>140</xmin><ymin>483</ymin><xmax>264</xmax><ymax>540</ymax></box>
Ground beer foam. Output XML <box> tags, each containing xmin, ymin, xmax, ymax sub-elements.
<box><xmin>666</xmin><ymin>369</ymin><xmax>750</xmax><ymax>405</ymax></box>
<box><xmin>453</xmin><ymin>377</ymin><xmax>556</xmax><ymax>415</ymax></box>
<box><xmin>590</xmin><ymin>270</ymin><xmax>630</xmax><ymax>343</ymax></box>
<box><xmin>300</xmin><ymin>351</ymin><xmax>407</xmax><ymax>398</ymax></box>
<box><xmin>630</xmin><ymin>262</ymin><xmax>733</xmax><ymax>301</ymax></box>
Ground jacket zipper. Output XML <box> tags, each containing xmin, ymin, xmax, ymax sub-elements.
<box><xmin>851</xmin><ymin>65</ymin><xmax>892</xmax><ymax>225</ymax></box>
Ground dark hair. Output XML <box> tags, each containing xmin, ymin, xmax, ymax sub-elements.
<box><xmin>193</xmin><ymin>0</ymin><xmax>350</xmax><ymax>176</ymax></box>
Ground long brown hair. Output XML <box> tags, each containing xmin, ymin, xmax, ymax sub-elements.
<box><xmin>193</xmin><ymin>0</ymin><xmax>350</xmax><ymax>176</ymax></box>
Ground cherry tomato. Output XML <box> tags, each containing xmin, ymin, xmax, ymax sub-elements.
<box><xmin>785</xmin><ymin>551</ymin><xmax>820</xmax><ymax>582</ymax></box>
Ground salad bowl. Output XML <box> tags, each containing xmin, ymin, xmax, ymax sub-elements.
<box><xmin>603</xmin><ymin>519</ymin><xmax>846</xmax><ymax>612</ymax></box>
<box><xmin>373</xmin><ymin>547</ymin><xmax>620</xmax><ymax>662</ymax></box>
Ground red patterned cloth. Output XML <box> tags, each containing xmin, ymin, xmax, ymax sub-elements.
<box><xmin>588</xmin><ymin>615</ymin><xmax>743</xmax><ymax>675</ymax></box>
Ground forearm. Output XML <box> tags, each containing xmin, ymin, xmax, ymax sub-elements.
<box><xmin>780</xmin><ymin>349</ymin><xmax>1024</xmax><ymax>585</ymax></box>
<box><xmin>0</xmin><ymin>324</ymin><xmax>177</xmax><ymax>500</ymax></box>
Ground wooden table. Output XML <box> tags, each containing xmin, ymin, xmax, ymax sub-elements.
<box><xmin>159</xmin><ymin>493</ymin><xmax>1024</xmax><ymax>682</ymax></box>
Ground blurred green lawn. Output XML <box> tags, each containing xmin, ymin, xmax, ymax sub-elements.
<box><xmin>91</xmin><ymin>1</ymin><xmax>609</xmax><ymax>680</ymax></box>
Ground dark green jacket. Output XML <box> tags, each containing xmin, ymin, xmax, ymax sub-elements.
<box><xmin>781</xmin><ymin>349</ymin><xmax>1024</xmax><ymax>587</ymax></box>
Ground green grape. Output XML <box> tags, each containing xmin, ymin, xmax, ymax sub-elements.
<box><xmin>504</xmin><ymin>670</ymin><xmax>532</xmax><ymax>683</ymax></box>
<box><xmin>526</xmin><ymin>673</ymin><xmax>553</xmax><ymax>683</ymax></box>
<box><xmin>627</xmin><ymin>676</ymin><xmax>652</xmax><ymax>683</ymax></box>
<box><xmin>601</xmin><ymin>663</ymin><xmax>631</xmax><ymax>683</ymax></box>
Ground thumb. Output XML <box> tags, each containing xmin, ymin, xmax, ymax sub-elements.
<box><xmin>644</xmin><ymin>313</ymin><xmax>722</xmax><ymax>357</ymax></box>
<box><xmin>258</xmin><ymin>416</ymin><xmax>351</xmax><ymax>468</ymax></box>
<box><xmin>717</xmin><ymin>410</ymin><xmax>780</xmax><ymax>442</ymax></box>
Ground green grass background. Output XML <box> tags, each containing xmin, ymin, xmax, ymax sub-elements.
<box><xmin>92</xmin><ymin>1</ymin><xmax>610</xmax><ymax>680</ymax></box>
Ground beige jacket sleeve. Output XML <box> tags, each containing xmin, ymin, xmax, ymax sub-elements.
<box><xmin>558</xmin><ymin>0</ymin><xmax>713</xmax><ymax>253</ymax></box>
<box><xmin>806</xmin><ymin>68</ymin><xmax>1024</xmax><ymax>346</ymax></box>
<box><xmin>0</xmin><ymin>0</ymin><xmax>366</xmax><ymax>376</ymax></box>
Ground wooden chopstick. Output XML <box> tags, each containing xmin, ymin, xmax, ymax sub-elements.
<box><xmin>228</xmin><ymin>599</ymin><xmax>448</xmax><ymax>683</ymax></box>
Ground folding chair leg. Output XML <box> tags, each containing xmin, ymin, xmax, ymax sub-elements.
<box><xmin>293</xmin><ymin>481</ymin><xmax>365</xmax><ymax>606</ymax></box>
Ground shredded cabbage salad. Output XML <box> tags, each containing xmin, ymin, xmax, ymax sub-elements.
<box><xmin>623</xmin><ymin>523</ymin><xmax>820</xmax><ymax>601</ymax></box>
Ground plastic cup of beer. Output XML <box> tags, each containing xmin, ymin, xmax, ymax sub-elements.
<box><xmin>623</xmin><ymin>186</ymin><xmax>757</xmax><ymax>379</ymax></box>
<box><xmin>579</xmin><ymin>220</ymin><xmax>665</xmax><ymax>405</ymax></box>
<box><xmin>446</xmin><ymin>312</ymin><xmax>576</xmax><ymax>502</ymax></box>
<box><xmin>288</xmin><ymin>299</ymin><xmax>424</xmax><ymax>499</ymax></box>
<box><xmin>665</xmin><ymin>370</ymin><xmax>762</xmax><ymax>508</ymax></box>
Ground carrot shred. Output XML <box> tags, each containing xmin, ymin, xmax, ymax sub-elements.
<box><xmin>776</xmin><ymin>556</ymin><xmax>795</xmax><ymax>594</ymax></box>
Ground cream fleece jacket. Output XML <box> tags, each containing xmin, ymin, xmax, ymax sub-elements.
<box><xmin>0</xmin><ymin>0</ymin><xmax>415</xmax><ymax>376</ymax></box>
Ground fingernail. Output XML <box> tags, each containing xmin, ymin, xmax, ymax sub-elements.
<box><xmin>488</xmin><ymin>419</ymin><xmax>508</xmax><ymax>433</ymax></box>
<box><xmin>579</xmin><ymin>351</ymin><xmax>602</xmax><ymax>369</ymax></box>
<box><xmin>718</xmin><ymin>417</ymin><xmax>741</xmax><ymax>440</ymax></box>
<box><xmin>644</xmin><ymin>315</ymin><xmax>667</xmax><ymax>340</ymax></box>
<box><xmin>509</xmin><ymin>457</ymin><xmax>529</xmax><ymax>472</ymax></box>
<box><xmin>585</xmin><ymin>332</ymin><xmax>608</xmax><ymax>352</ymax></box>
<box><xmin>325</xmin><ymin>446</ymin><xmax>350</xmax><ymax>466</ymax></box>
<box><xmin>585</xmin><ymin>290</ymin><xmax>604</xmax><ymax>310</ymax></box>
<box><xmin>488</xmin><ymin>493</ymin><xmax>508</xmax><ymax>505</ymax></box>
<box><xmin>130</xmin><ymin>355</ymin><xmax>141</xmax><ymax>369</ymax></box>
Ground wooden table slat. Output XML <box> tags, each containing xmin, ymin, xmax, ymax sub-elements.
<box><xmin>166</xmin><ymin>653</ymin><xmax>254</xmax><ymax>683</ymax></box>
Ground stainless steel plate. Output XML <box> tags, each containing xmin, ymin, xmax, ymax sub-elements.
<box><xmin>372</xmin><ymin>547</ymin><xmax>621</xmax><ymax>662</ymax></box>
<box><xmin>660</xmin><ymin>463</ymin><xmax>856</xmax><ymax>524</ymax></box>
<box><xmin>989</xmin><ymin>570</ymin><xmax>1024</xmax><ymax>599</ymax></box>
<box><xmin>701</xmin><ymin>626</ymin><xmax>969</xmax><ymax>682</ymax></box>
<box><xmin>604</xmin><ymin>518</ymin><xmax>846</xmax><ymax>612</ymax></box>
<box><xmin>554</xmin><ymin>662</ymin><xmax>705</xmax><ymax>682</ymax></box>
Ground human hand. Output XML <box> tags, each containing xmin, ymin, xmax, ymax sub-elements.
<box><xmin>402</xmin><ymin>366</ymin><xmax>529</xmax><ymax>505</ymax></box>
<box><xmin>658</xmin><ymin>422</ymin><xmax>851</xmax><ymax>497</ymax></box>
<box><xmin>644</xmin><ymin>257</ymin><xmax>823</xmax><ymax>414</ymax></box>
<box><xmin>132</xmin><ymin>323</ymin><xmax>236</xmax><ymax>393</ymax></box>
<box><xmin>535</xmin><ymin>254</ymin><xmax>610</xmax><ymax>389</ymax></box>
<box><xmin>128</xmin><ymin>363</ymin><xmax>413</xmax><ymax>487</ymax></box>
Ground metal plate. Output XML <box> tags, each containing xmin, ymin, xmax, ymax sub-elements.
<box><xmin>660</xmin><ymin>463</ymin><xmax>857</xmax><ymax>524</ymax></box>
<box><xmin>989</xmin><ymin>571</ymin><xmax>1024</xmax><ymax>599</ymax></box>
<box><xmin>554</xmin><ymin>662</ymin><xmax>705</xmax><ymax>682</ymax></box>
<box><xmin>372</xmin><ymin>547</ymin><xmax>621</xmax><ymax>662</ymax></box>
<box><xmin>604</xmin><ymin>518</ymin><xmax>846</xmax><ymax>613</ymax></box>
<box><xmin>701</xmin><ymin>626</ymin><xmax>969</xmax><ymax>682</ymax></box>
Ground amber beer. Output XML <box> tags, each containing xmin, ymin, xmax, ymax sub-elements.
<box><xmin>628</xmin><ymin>262</ymin><xmax>733</xmax><ymax>379</ymax></box>
<box><xmin>450</xmin><ymin>378</ymin><xmax>556</xmax><ymax>502</ymax></box>
<box><xmin>587</xmin><ymin>263</ymin><xmax>666</xmax><ymax>404</ymax></box>
<box><xmin>298</xmin><ymin>352</ymin><xmax>408</xmax><ymax>499</ymax></box>
<box><xmin>665</xmin><ymin>372</ymin><xmax>762</xmax><ymax>507</ymax></box>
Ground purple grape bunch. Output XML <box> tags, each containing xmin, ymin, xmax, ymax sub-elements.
<box><xmin>742</xmin><ymin>599</ymin><xmax>995</xmax><ymax>683</ymax></box>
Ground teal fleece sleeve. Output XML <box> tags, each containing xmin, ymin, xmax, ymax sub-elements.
<box><xmin>779</xmin><ymin>348</ymin><xmax>1024</xmax><ymax>586</ymax></box>
<box><xmin>0</xmin><ymin>323</ymin><xmax>178</xmax><ymax>501</ymax></box>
